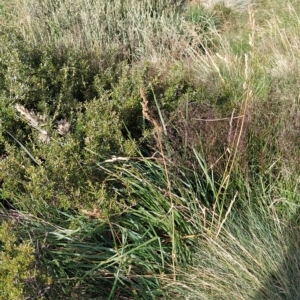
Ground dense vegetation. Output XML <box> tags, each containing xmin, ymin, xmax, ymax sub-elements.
<box><xmin>1</xmin><ymin>0</ymin><xmax>300</xmax><ymax>299</ymax></box>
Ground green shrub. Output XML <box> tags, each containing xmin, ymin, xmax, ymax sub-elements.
<box><xmin>0</xmin><ymin>221</ymin><xmax>51</xmax><ymax>300</ymax></box>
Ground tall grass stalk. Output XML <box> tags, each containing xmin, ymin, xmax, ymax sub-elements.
<box><xmin>140</xmin><ymin>87</ymin><xmax>177</xmax><ymax>280</ymax></box>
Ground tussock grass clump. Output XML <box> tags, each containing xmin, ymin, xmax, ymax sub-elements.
<box><xmin>164</xmin><ymin>190</ymin><xmax>300</xmax><ymax>300</ymax></box>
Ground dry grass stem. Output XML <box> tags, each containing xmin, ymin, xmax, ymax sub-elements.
<box><xmin>15</xmin><ymin>103</ymin><xmax>50</xmax><ymax>143</ymax></box>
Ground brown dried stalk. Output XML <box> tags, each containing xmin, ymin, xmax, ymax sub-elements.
<box><xmin>15</xmin><ymin>104</ymin><xmax>50</xmax><ymax>143</ymax></box>
<box><xmin>15</xmin><ymin>104</ymin><xmax>71</xmax><ymax>143</ymax></box>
